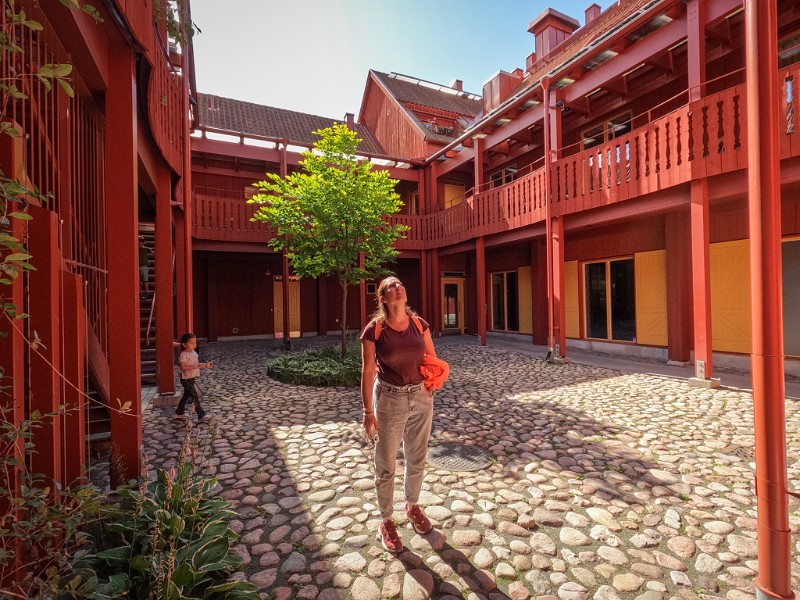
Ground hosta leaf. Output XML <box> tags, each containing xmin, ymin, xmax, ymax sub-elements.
<box><xmin>96</xmin><ymin>545</ymin><xmax>132</xmax><ymax>562</ymax></box>
<box><xmin>191</xmin><ymin>538</ymin><xmax>229</xmax><ymax>570</ymax></box>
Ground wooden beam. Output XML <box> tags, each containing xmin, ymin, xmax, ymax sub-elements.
<box><xmin>602</xmin><ymin>76</ymin><xmax>629</xmax><ymax>97</ymax></box>
<box><xmin>645</xmin><ymin>51</ymin><xmax>674</xmax><ymax>75</ymax></box>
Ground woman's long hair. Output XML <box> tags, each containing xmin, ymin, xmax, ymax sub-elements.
<box><xmin>369</xmin><ymin>276</ymin><xmax>418</xmax><ymax>323</ymax></box>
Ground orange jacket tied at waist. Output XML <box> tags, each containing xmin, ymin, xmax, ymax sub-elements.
<box><xmin>420</xmin><ymin>354</ymin><xmax>449</xmax><ymax>391</ymax></box>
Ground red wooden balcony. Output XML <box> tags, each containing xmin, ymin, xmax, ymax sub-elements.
<box><xmin>193</xmin><ymin>64</ymin><xmax>800</xmax><ymax>250</ymax></box>
<box><xmin>193</xmin><ymin>191</ymin><xmax>273</xmax><ymax>242</ymax></box>
<box><xmin>115</xmin><ymin>1</ymin><xmax>185</xmax><ymax>175</ymax></box>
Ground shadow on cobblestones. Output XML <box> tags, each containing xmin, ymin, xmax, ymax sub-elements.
<box><xmin>141</xmin><ymin>336</ymin><xmax>795</xmax><ymax>598</ymax></box>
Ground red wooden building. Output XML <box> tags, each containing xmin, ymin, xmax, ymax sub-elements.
<box><xmin>189</xmin><ymin>1</ymin><xmax>797</xmax><ymax>586</ymax></box>
<box><xmin>0</xmin><ymin>0</ymin><xmax>195</xmax><ymax>493</ymax></box>
<box><xmin>192</xmin><ymin>0</ymin><xmax>800</xmax><ymax>381</ymax></box>
<box><xmin>2</xmin><ymin>0</ymin><xmax>797</xmax><ymax>592</ymax></box>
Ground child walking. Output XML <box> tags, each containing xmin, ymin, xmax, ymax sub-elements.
<box><xmin>174</xmin><ymin>332</ymin><xmax>212</xmax><ymax>422</ymax></box>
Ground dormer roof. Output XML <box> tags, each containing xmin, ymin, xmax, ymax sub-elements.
<box><xmin>372</xmin><ymin>71</ymin><xmax>482</xmax><ymax>118</ymax></box>
<box><xmin>197</xmin><ymin>93</ymin><xmax>385</xmax><ymax>155</ymax></box>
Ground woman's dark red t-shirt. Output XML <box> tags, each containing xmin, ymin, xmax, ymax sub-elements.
<box><xmin>360</xmin><ymin>317</ymin><xmax>429</xmax><ymax>386</ymax></box>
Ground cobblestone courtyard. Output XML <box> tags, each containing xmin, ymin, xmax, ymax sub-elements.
<box><xmin>143</xmin><ymin>338</ymin><xmax>800</xmax><ymax>600</ymax></box>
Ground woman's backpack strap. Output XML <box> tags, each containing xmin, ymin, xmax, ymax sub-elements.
<box><xmin>374</xmin><ymin>320</ymin><xmax>382</xmax><ymax>341</ymax></box>
<box><xmin>411</xmin><ymin>315</ymin><xmax>424</xmax><ymax>334</ymax></box>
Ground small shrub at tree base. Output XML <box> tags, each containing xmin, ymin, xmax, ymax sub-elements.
<box><xmin>267</xmin><ymin>342</ymin><xmax>361</xmax><ymax>387</ymax></box>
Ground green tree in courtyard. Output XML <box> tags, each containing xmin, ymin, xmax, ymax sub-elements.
<box><xmin>250</xmin><ymin>124</ymin><xmax>407</xmax><ymax>357</ymax></box>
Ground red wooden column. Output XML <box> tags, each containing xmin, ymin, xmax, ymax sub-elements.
<box><xmin>542</xmin><ymin>79</ymin><xmax>557</xmax><ymax>359</ymax></box>
<box><xmin>62</xmin><ymin>272</ymin><xmax>86</xmax><ymax>486</ymax></box>
<box><xmin>358</xmin><ymin>251</ymin><xmax>366</xmax><ymax>328</ymax></box>
<box><xmin>665</xmin><ymin>211</ymin><xmax>692</xmax><ymax>363</ymax></box>
<box><xmin>27</xmin><ymin>205</ymin><xmax>63</xmax><ymax>484</ymax></box>
<box><xmin>317</xmin><ymin>275</ymin><xmax>328</xmax><ymax>335</ymax></box>
<box><xmin>475</xmin><ymin>236</ymin><xmax>486</xmax><ymax>345</ymax></box>
<box><xmin>686</xmin><ymin>0</ymin><xmax>717</xmax><ymax>386</ymax></box>
<box><xmin>173</xmin><ymin>206</ymin><xmax>188</xmax><ymax>336</ymax></box>
<box><xmin>155</xmin><ymin>166</ymin><xmax>175</xmax><ymax>395</ymax></box>
<box><xmin>746</xmin><ymin>1</ymin><xmax>792</xmax><ymax>597</ymax></box>
<box><xmin>105</xmin><ymin>43</ymin><xmax>142</xmax><ymax>482</ymax></box>
<box><xmin>431</xmin><ymin>249</ymin><xmax>440</xmax><ymax>336</ymax></box>
<box><xmin>0</xmin><ymin>135</ymin><xmax>27</xmax><ymax>585</ymax></box>
<box><xmin>280</xmin><ymin>141</ymin><xmax>290</xmax><ymax>348</ymax></box>
<box><xmin>553</xmin><ymin>216</ymin><xmax>567</xmax><ymax>356</ymax></box>
<box><xmin>181</xmin><ymin>36</ymin><xmax>194</xmax><ymax>334</ymax></box>
<box><xmin>420</xmin><ymin>249</ymin><xmax>429</xmax><ymax>324</ymax></box>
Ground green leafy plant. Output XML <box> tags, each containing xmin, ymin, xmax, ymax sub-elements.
<box><xmin>87</xmin><ymin>432</ymin><xmax>259</xmax><ymax>599</ymax></box>
<box><xmin>267</xmin><ymin>341</ymin><xmax>361</xmax><ymax>387</ymax></box>
<box><xmin>0</xmin><ymin>407</ymin><xmax>104</xmax><ymax>599</ymax></box>
<box><xmin>250</xmin><ymin>124</ymin><xmax>407</xmax><ymax>357</ymax></box>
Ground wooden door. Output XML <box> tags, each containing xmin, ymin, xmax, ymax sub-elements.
<box><xmin>273</xmin><ymin>279</ymin><xmax>301</xmax><ymax>338</ymax></box>
<box><xmin>441</xmin><ymin>277</ymin><xmax>465</xmax><ymax>334</ymax></box>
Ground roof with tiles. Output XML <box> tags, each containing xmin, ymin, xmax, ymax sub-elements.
<box><xmin>510</xmin><ymin>0</ymin><xmax>665</xmax><ymax>100</ymax></box>
<box><xmin>196</xmin><ymin>93</ymin><xmax>386</xmax><ymax>156</ymax></box>
<box><xmin>372</xmin><ymin>71</ymin><xmax>483</xmax><ymax>118</ymax></box>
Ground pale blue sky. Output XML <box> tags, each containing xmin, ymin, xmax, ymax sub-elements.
<box><xmin>190</xmin><ymin>0</ymin><xmax>617</xmax><ymax>120</ymax></box>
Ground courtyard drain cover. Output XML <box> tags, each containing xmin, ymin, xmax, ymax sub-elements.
<box><xmin>427</xmin><ymin>443</ymin><xmax>494</xmax><ymax>472</ymax></box>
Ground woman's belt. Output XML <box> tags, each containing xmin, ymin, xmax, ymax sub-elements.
<box><xmin>377</xmin><ymin>380</ymin><xmax>425</xmax><ymax>394</ymax></box>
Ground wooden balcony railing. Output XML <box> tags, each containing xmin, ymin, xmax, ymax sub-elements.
<box><xmin>194</xmin><ymin>63</ymin><xmax>800</xmax><ymax>250</ymax></box>
<box><xmin>146</xmin><ymin>32</ymin><xmax>185</xmax><ymax>175</ymax></box>
<box><xmin>192</xmin><ymin>193</ymin><xmax>274</xmax><ymax>242</ymax></box>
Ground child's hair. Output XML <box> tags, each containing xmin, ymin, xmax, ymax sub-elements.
<box><xmin>180</xmin><ymin>332</ymin><xmax>196</xmax><ymax>347</ymax></box>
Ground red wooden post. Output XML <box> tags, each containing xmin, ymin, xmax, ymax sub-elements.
<box><xmin>0</xmin><ymin>134</ymin><xmax>26</xmax><ymax>586</ymax></box>
<box><xmin>686</xmin><ymin>0</ymin><xmax>717</xmax><ymax>386</ymax></box>
<box><xmin>553</xmin><ymin>216</ymin><xmax>566</xmax><ymax>356</ymax></box>
<box><xmin>62</xmin><ymin>272</ymin><xmax>86</xmax><ymax>487</ymax></box>
<box><xmin>431</xmin><ymin>249</ymin><xmax>440</xmax><ymax>336</ymax></box>
<box><xmin>181</xmin><ymin>33</ymin><xmax>194</xmax><ymax>333</ymax></box>
<box><xmin>173</xmin><ymin>207</ymin><xmax>188</xmax><ymax>336</ymax></box>
<box><xmin>475</xmin><ymin>236</ymin><xmax>486</xmax><ymax>345</ymax></box>
<box><xmin>27</xmin><ymin>205</ymin><xmax>63</xmax><ymax>485</ymax></box>
<box><xmin>155</xmin><ymin>166</ymin><xmax>175</xmax><ymax>395</ymax></box>
<box><xmin>280</xmin><ymin>141</ymin><xmax>290</xmax><ymax>348</ymax></box>
<box><xmin>746</xmin><ymin>1</ymin><xmax>793</xmax><ymax>597</ymax></box>
<box><xmin>688</xmin><ymin>179</ymin><xmax>716</xmax><ymax>384</ymax></box>
<box><xmin>358</xmin><ymin>251</ymin><xmax>366</xmax><ymax>328</ymax></box>
<box><xmin>105</xmin><ymin>43</ymin><xmax>142</xmax><ymax>482</ymax></box>
<box><xmin>542</xmin><ymin>79</ymin><xmax>556</xmax><ymax>358</ymax></box>
<box><xmin>420</xmin><ymin>249</ymin><xmax>428</xmax><ymax>328</ymax></box>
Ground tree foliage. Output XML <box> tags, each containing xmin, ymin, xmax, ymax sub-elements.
<box><xmin>250</xmin><ymin>124</ymin><xmax>407</xmax><ymax>355</ymax></box>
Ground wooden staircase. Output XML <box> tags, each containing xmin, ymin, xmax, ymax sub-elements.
<box><xmin>139</xmin><ymin>228</ymin><xmax>157</xmax><ymax>384</ymax></box>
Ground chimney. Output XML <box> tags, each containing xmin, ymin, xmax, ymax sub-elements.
<box><xmin>585</xmin><ymin>3</ymin><xmax>601</xmax><ymax>25</ymax></box>
<box><xmin>527</xmin><ymin>8</ymin><xmax>580</xmax><ymax>60</ymax></box>
<box><xmin>451</xmin><ymin>79</ymin><xmax>463</xmax><ymax>92</ymax></box>
<box><xmin>344</xmin><ymin>113</ymin><xmax>354</xmax><ymax>129</ymax></box>
<box><xmin>482</xmin><ymin>69</ymin><xmax>524</xmax><ymax>114</ymax></box>
<box><xmin>525</xmin><ymin>52</ymin><xmax>537</xmax><ymax>72</ymax></box>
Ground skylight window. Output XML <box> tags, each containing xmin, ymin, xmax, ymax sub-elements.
<box><xmin>552</xmin><ymin>76</ymin><xmax>576</xmax><ymax>89</ymax></box>
<box><xmin>626</xmin><ymin>13</ymin><xmax>674</xmax><ymax>43</ymax></box>
<box><xmin>584</xmin><ymin>49</ymin><xmax>618</xmax><ymax>70</ymax></box>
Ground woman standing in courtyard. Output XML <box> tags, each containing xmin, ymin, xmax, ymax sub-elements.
<box><xmin>360</xmin><ymin>276</ymin><xmax>436</xmax><ymax>553</ymax></box>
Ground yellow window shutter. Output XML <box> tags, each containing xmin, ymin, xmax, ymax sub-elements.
<box><xmin>565</xmin><ymin>260</ymin><xmax>579</xmax><ymax>338</ymax></box>
<box><xmin>710</xmin><ymin>239</ymin><xmax>751</xmax><ymax>354</ymax></box>
<box><xmin>634</xmin><ymin>250</ymin><xmax>668</xmax><ymax>346</ymax></box>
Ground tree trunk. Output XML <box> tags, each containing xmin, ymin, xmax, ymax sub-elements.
<box><xmin>340</xmin><ymin>280</ymin><xmax>348</xmax><ymax>358</ymax></box>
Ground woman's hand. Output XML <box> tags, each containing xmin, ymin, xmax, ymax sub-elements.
<box><xmin>363</xmin><ymin>413</ymin><xmax>378</xmax><ymax>440</ymax></box>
